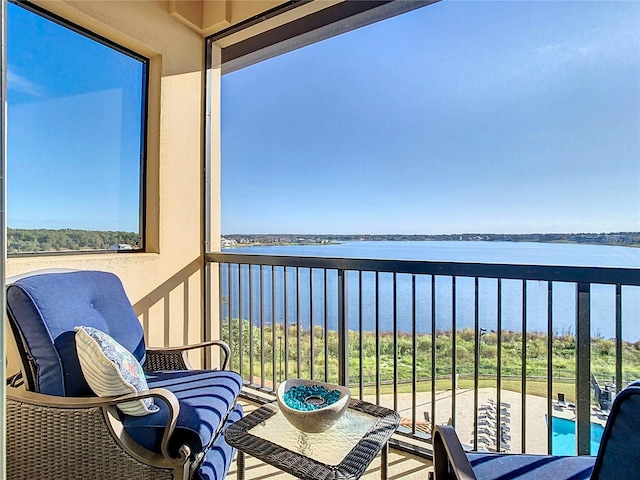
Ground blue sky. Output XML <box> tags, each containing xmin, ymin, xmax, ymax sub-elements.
<box><xmin>221</xmin><ymin>0</ymin><xmax>640</xmax><ymax>235</ymax></box>
<box><xmin>7</xmin><ymin>2</ymin><xmax>144</xmax><ymax>232</ymax></box>
<box><xmin>6</xmin><ymin>1</ymin><xmax>639</xmax><ymax>236</ymax></box>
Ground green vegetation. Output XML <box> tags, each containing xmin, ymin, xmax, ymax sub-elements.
<box><xmin>8</xmin><ymin>228</ymin><xmax>140</xmax><ymax>253</ymax></box>
<box><xmin>223</xmin><ymin>320</ymin><xmax>640</xmax><ymax>402</ymax></box>
<box><xmin>225</xmin><ymin>232</ymin><xmax>640</xmax><ymax>248</ymax></box>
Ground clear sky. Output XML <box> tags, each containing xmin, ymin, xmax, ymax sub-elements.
<box><xmin>6</xmin><ymin>1</ymin><xmax>639</xmax><ymax>236</ymax></box>
<box><xmin>221</xmin><ymin>0</ymin><xmax>640</xmax><ymax>235</ymax></box>
<box><xmin>7</xmin><ymin>2</ymin><xmax>144</xmax><ymax>233</ymax></box>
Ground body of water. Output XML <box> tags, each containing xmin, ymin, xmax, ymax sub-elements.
<box><xmin>221</xmin><ymin>241</ymin><xmax>640</xmax><ymax>341</ymax></box>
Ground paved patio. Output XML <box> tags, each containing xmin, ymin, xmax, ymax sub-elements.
<box><xmin>365</xmin><ymin>387</ymin><xmax>607</xmax><ymax>454</ymax></box>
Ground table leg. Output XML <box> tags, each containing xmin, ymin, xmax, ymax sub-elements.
<box><xmin>237</xmin><ymin>451</ymin><xmax>245</xmax><ymax>480</ymax></box>
<box><xmin>381</xmin><ymin>442</ymin><xmax>389</xmax><ymax>480</ymax></box>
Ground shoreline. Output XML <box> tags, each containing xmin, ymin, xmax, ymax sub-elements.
<box><xmin>221</xmin><ymin>235</ymin><xmax>640</xmax><ymax>249</ymax></box>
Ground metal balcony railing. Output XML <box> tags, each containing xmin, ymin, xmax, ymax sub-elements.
<box><xmin>206</xmin><ymin>252</ymin><xmax>640</xmax><ymax>456</ymax></box>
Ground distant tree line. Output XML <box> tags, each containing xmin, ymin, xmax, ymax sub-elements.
<box><xmin>225</xmin><ymin>231</ymin><xmax>640</xmax><ymax>248</ymax></box>
<box><xmin>8</xmin><ymin>228</ymin><xmax>140</xmax><ymax>254</ymax></box>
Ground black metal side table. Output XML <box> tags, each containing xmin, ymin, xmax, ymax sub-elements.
<box><xmin>224</xmin><ymin>398</ymin><xmax>401</xmax><ymax>480</ymax></box>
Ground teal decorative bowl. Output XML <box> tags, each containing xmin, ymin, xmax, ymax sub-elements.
<box><xmin>276</xmin><ymin>379</ymin><xmax>351</xmax><ymax>433</ymax></box>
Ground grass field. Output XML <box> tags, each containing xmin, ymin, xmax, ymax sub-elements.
<box><xmin>225</xmin><ymin>320</ymin><xmax>638</xmax><ymax>406</ymax></box>
<box><xmin>360</xmin><ymin>376</ymin><xmax>577</xmax><ymax>402</ymax></box>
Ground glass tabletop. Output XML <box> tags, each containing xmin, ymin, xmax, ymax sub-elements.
<box><xmin>224</xmin><ymin>398</ymin><xmax>400</xmax><ymax>480</ymax></box>
<box><xmin>250</xmin><ymin>403</ymin><xmax>379</xmax><ymax>466</ymax></box>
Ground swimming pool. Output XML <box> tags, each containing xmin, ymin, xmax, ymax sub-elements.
<box><xmin>549</xmin><ymin>416</ymin><xmax>604</xmax><ymax>455</ymax></box>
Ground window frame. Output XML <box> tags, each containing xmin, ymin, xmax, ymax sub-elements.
<box><xmin>7</xmin><ymin>0</ymin><xmax>149</xmax><ymax>256</ymax></box>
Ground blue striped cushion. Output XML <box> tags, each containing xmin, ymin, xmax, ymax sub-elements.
<box><xmin>75</xmin><ymin>326</ymin><xmax>158</xmax><ymax>416</ymax></box>
<box><xmin>124</xmin><ymin>370</ymin><xmax>243</xmax><ymax>456</ymax></box>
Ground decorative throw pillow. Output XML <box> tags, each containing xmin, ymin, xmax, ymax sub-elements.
<box><xmin>74</xmin><ymin>326</ymin><xmax>158</xmax><ymax>416</ymax></box>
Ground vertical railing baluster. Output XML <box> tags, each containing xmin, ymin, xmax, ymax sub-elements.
<box><xmin>496</xmin><ymin>279</ymin><xmax>503</xmax><ymax>452</ymax></box>
<box><xmin>284</xmin><ymin>266</ymin><xmax>289</xmax><ymax>381</ymax></box>
<box><xmin>218</xmin><ymin>264</ymin><xmax>225</xmax><ymax>369</ymax></box>
<box><xmin>359</xmin><ymin>271</ymin><xmax>364</xmax><ymax>401</ymax></box>
<box><xmin>412</xmin><ymin>274</ymin><xmax>417</xmax><ymax>433</ymax></box>
<box><xmin>324</xmin><ymin>269</ymin><xmax>329</xmax><ymax>382</ymax></box>
<box><xmin>547</xmin><ymin>282</ymin><xmax>553</xmax><ymax>454</ymax></box>
<box><xmin>310</xmin><ymin>268</ymin><xmax>315</xmax><ymax>381</ymax></box>
<box><xmin>451</xmin><ymin>276</ymin><xmax>457</xmax><ymax>428</ymax></box>
<box><xmin>375</xmin><ymin>272</ymin><xmax>380</xmax><ymax>406</ymax></box>
<box><xmin>521</xmin><ymin>280</ymin><xmax>527</xmax><ymax>453</ymax></box>
<box><xmin>238</xmin><ymin>264</ymin><xmax>243</xmax><ymax>378</ymax></box>
<box><xmin>576</xmin><ymin>282</ymin><xmax>591</xmax><ymax>456</ymax></box>
<box><xmin>203</xmin><ymin>263</ymin><xmax>210</xmax><ymax>368</ymax></box>
<box><xmin>227</xmin><ymin>263</ymin><xmax>233</xmax><ymax>371</ymax></box>
<box><xmin>272</xmin><ymin>266</ymin><xmax>277</xmax><ymax>391</ymax></box>
<box><xmin>249</xmin><ymin>265</ymin><xmax>254</xmax><ymax>385</ymax></box>
<box><xmin>431</xmin><ymin>275</ymin><xmax>436</xmax><ymax>428</ymax></box>
<box><xmin>296</xmin><ymin>267</ymin><xmax>301</xmax><ymax>378</ymax></box>
<box><xmin>260</xmin><ymin>265</ymin><xmax>265</xmax><ymax>389</ymax></box>
<box><xmin>615</xmin><ymin>284</ymin><xmax>622</xmax><ymax>393</ymax></box>
<box><xmin>338</xmin><ymin>269</ymin><xmax>349</xmax><ymax>388</ymax></box>
<box><xmin>393</xmin><ymin>272</ymin><xmax>398</xmax><ymax>412</ymax></box>
<box><xmin>473</xmin><ymin>277</ymin><xmax>480</xmax><ymax>448</ymax></box>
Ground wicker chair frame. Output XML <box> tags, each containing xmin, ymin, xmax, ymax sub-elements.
<box><xmin>7</xmin><ymin>342</ymin><xmax>233</xmax><ymax>480</ymax></box>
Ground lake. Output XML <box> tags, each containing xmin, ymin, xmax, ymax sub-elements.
<box><xmin>221</xmin><ymin>241</ymin><xmax>640</xmax><ymax>341</ymax></box>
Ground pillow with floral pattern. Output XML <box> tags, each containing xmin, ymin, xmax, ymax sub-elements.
<box><xmin>75</xmin><ymin>326</ymin><xmax>158</xmax><ymax>416</ymax></box>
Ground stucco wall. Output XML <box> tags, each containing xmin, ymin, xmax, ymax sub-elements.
<box><xmin>6</xmin><ymin>0</ymin><xmax>220</xmax><ymax>373</ymax></box>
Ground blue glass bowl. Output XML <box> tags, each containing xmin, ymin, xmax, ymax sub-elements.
<box><xmin>276</xmin><ymin>379</ymin><xmax>351</xmax><ymax>433</ymax></box>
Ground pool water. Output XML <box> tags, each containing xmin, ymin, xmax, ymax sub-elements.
<box><xmin>549</xmin><ymin>416</ymin><xmax>604</xmax><ymax>455</ymax></box>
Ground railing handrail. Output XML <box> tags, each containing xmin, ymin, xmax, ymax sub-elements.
<box><xmin>207</xmin><ymin>252</ymin><xmax>640</xmax><ymax>286</ymax></box>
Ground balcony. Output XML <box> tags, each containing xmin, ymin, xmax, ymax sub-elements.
<box><xmin>207</xmin><ymin>251</ymin><xmax>640</xmax><ymax>459</ymax></box>
<box><xmin>4</xmin><ymin>0</ymin><xmax>639</xmax><ymax>477</ymax></box>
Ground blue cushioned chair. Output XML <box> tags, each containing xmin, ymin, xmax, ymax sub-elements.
<box><xmin>433</xmin><ymin>380</ymin><xmax>640</xmax><ymax>479</ymax></box>
<box><xmin>6</xmin><ymin>270</ymin><xmax>243</xmax><ymax>480</ymax></box>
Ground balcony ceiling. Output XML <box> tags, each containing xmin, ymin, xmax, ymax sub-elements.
<box><xmin>168</xmin><ymin>0</ymin><xmax>343</xmax><ymax>37</ymax></box>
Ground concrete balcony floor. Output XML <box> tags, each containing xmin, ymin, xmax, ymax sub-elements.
<box><xmin>227</xmin><ymin>398</ymin><xmax>433</xmax><ymax>480</ymax></box>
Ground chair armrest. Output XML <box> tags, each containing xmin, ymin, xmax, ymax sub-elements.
<box><xmin>113</xmin><ymin>388</ymin><xmax>183</xmax><ymax>460</ymax></box>
<box><xmin>7</xmin><ymin>387</ymin><xmax>184</xmax><ymax>462</ymax></box>
<box><xmin>432</xmin><ymin>425</ymin><xmax>477</xmax><ymax>480</ymax></box>
<box><xmin>146</xmin><ymin>340</ymin><xmax>231</xmax><ymax>370</ymax></box>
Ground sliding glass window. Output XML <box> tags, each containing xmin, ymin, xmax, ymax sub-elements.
<box><xmin>7</xmin><ymin>1</ymin><xmax>147</xmax><ymax>254</ymax></box>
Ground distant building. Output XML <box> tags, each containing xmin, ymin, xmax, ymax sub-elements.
<box><xmin>591</xmin><ymin>374</ymin><xmax>616</xmax><ymax>412</ymax></box>
<box><xmin>221</xmin><ymin>237</ymin><xmax>237</xmax><ymax>247</ymax></box>
<box><xmin>109</xmin><ymin>244</ymin><xmax>133</xmax><ymax>250</ymax></box>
